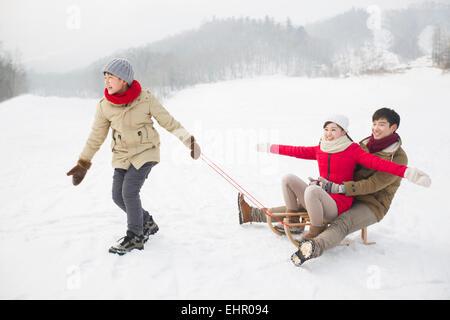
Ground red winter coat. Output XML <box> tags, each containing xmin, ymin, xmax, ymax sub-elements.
<box><xmin>270</xmin><ymin>143</ymin><xmax>408</xmax><ymax>214</ymax></box>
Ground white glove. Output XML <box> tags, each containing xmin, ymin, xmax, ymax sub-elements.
<box><xmin>404</xmin><ymin>167</ymin><xmax>431</xmax><ymax>187</ymax></box>
<box><xmin>256</xmin><ymin>143</ymin><xmax>271</xmax><ymax>153</ymax></box>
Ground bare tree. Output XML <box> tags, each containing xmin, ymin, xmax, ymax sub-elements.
<box><xmin>432</xmin><ymin>26</ymin><xmax>450</xmax><ymax>69</ymax></box>
<box><xmin>0</xmin><ymin>43</ymin><xmax>27</xmax><ymax>102</ymax></box>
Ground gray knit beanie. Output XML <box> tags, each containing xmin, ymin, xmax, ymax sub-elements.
<box><xmin>103</xmin><ymin>58</ymin><xmax>134</xmax><ymax>85</ymax></box>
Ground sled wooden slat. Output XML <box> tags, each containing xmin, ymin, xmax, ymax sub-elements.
<box><xmin>266</xmin><ymin>215</ymin><xmax>284</xmax><ymax>236</ymax></box>
<box><xmin>361</xmin><ymin>227</ymin><xmax>376</xmax><ymax>245</ymax></box>
<box><xmin>283</xmin><ymin>218</ymin><xmax>300</xmax><ymax>246</ymax></box>
<box><xmin>284</xmin><ymin>222</ymin><xmax>309</xmax><ymax>227</ymax></box>
<box><xmin>267</xmin><ymin>211</ymin><xmax>375</xmax><ymax>247</ymax></box>
<box><xmin>269</xmin><ymin>212</ymin><xmax>307</xmax><ymax>217</ymax></box>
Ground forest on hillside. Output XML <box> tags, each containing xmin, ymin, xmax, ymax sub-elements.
<box><xmin>4</xmin><ymin>3</ymin><xmax>450</xmax><ymax>101</ymax></box>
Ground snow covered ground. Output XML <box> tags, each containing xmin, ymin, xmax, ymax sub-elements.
<box><xmin>1</xmin><ymin>62</ymin><xmax>449</xmax><ymax>299</ymax></box>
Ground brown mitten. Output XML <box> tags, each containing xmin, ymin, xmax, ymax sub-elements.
<box><xmin>190</xmin><ymin>136</ymin><xmax>201</xmax><ymax>160</ymax></box>
<box><xmin>66</xmin><ymin>159</ymin><xmax>91</xmax><ymax>186</ymax></box>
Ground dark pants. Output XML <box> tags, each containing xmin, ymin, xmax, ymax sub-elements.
<box><xmin>112</xmin><ymin>162</ymin><xmax>157</xmax><ymax>235</ymax></box>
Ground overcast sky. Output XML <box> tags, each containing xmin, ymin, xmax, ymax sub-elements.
<box><xmin>0</xmin><ymin>0</ymin><xmax>426</xmax><ymax>73</ymax></box>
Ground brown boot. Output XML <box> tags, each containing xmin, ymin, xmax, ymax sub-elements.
<box><xmin>302</xmin><ymin>225</ymin><xmax>326</xmax><ymax>240</ymax></box>
<box><xmin>238</xmin><ymin>193</ymin><xmax>253</xmax><ymax>224</ymax></box>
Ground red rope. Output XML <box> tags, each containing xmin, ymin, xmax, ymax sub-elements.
<box><xmin>200</xmin><ymin>152</ymin><xmax>285</xmax><ymax>225</ymax></box>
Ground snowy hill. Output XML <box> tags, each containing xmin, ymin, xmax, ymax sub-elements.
<box><xmin>1</xmin><ymin>64</ymin><xmax>449</xmax><ymax>299</ymax></box>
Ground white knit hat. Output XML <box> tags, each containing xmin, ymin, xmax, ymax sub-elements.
<box><xmin>103</xmin><ymin>58</ymin><xmax>134</xmax><ymax>85</ymax></box>
<box><xmin>324</xmin><ymin>114</ymin><xmax>349</xmax><ymax>132</ymax></box>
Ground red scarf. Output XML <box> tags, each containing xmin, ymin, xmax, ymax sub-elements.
<box><xmin>104</xmin><ymin>80</ymin><xmax>142</xmax><ymax>105</ymax></box>
<box><xmin>366</xmin><ymin>132</ymin><xmax>400</xmax><ymax>153</ymax></box>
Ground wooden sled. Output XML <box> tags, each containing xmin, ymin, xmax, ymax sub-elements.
<box><xmin>267</xmin><ymin>211</ymin><xmax>376</xmax><ymax>247</ymax></box>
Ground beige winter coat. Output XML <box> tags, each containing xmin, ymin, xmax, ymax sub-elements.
<box><xmin>343</xmin><ymin>136</ymin><xmax>408</xmax><ymax>221</ymax></box>
<box><xmin>80</xmin><ymin>88</ymin><xmax>192</xmax><ymax>170</ymax></box>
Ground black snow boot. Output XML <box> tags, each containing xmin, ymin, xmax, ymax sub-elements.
<box><xmin>291</xmin><ymin>239</ymin><xmax>317</xmax><ymax>267</ymax></box>
<box><xmin>143</xmin><ymin>215</ymin><xmax>159</xmax><ymax>243</ymax></box>
<box><xmin>109</xmin><ymin>230</ymin><xmax>145</xmax><ymax>255</ymax></box>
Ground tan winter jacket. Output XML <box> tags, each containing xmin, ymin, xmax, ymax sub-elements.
<box><xmin>343</xmin><ymin>136</ymin><xmax>408</xmax><ymax>221</ymax></box>
<box><xmin>80</xmin><ymin>88</ymin><xmax>192</xmax><ymax>170</ymax></box>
